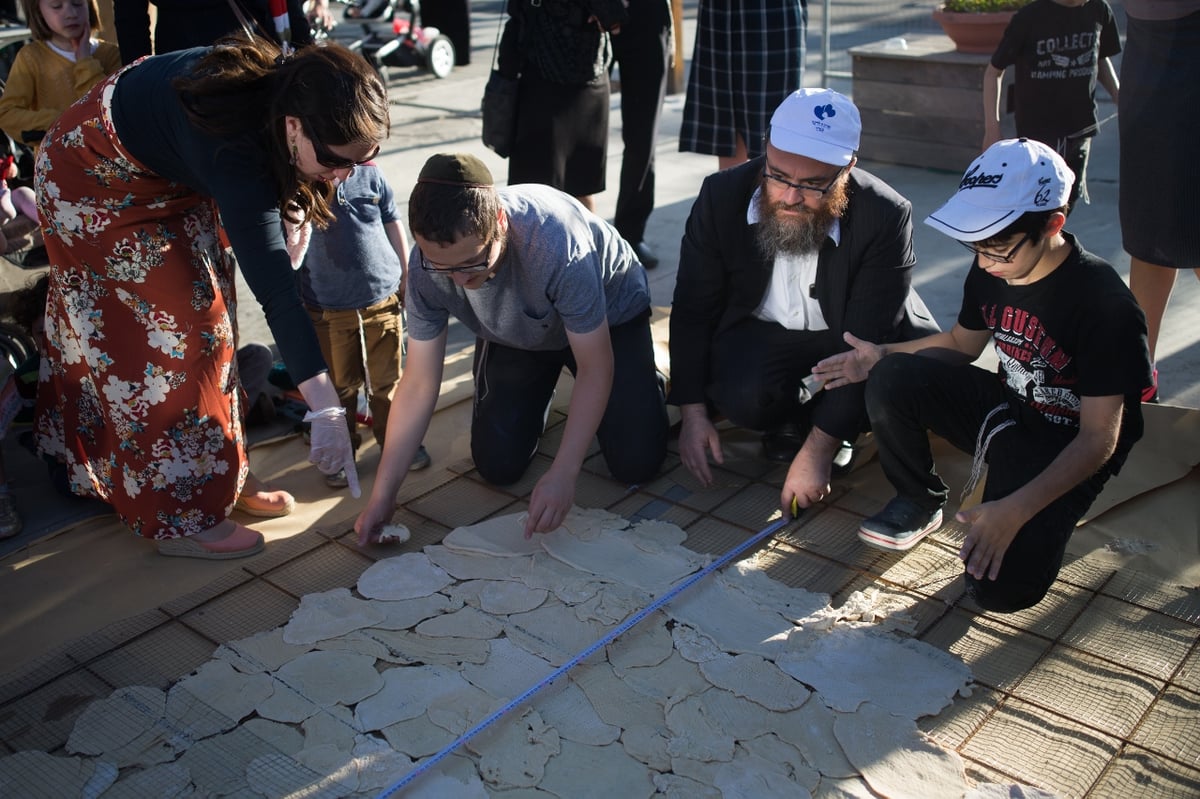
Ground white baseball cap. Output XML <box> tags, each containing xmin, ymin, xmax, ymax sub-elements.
<box><xmin>925</xmin><ymin>138</ymin><xmax>1075</xmax><ymax>242</ymax></box>
<box><xmin>768</xmin><ymin>88</ymin><xmax>861</xmax><ymax>166</ymax></box>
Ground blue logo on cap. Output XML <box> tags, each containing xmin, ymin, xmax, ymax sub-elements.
<box><xmin>814</xmin><ymin>104</ymin><xmax>836</xmax><ymax>121</ymax></box>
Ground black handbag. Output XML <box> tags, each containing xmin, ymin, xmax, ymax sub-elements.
<box><xmin>481</xmin><ymin>70</ymin><xmax>518</xmax><ymax>159</ymax></box>
<box><xmin>481</xmin><ymin>15</ymin><xmax>521</xmax><ymax>158</ymax></box>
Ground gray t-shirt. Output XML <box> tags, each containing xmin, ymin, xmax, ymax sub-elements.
<box><xmin>406</xmin><ymin>184</ymin><xmax>650</xmax><ymax>350</ymax></box>
<box><xmin>298</xmin><ymin>164</ymin><xmax>403</xmax><ymax>310</ymax></box>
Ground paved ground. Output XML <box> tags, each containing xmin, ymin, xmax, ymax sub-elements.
<box><xmin>0</xmin><ymin>4</ymin><xmax>1197</xmax><ymax>797</ymax></box>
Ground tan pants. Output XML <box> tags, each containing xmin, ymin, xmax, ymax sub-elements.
<box><xmin>307</xmin><ymin>295</ymin><xmax>403</xmax><ymax>449</ymax></box>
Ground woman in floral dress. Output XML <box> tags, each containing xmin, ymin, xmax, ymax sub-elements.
<box><xmin>34</xmin><ymin>36</ymin><xmax>388</xmax><ymax>558</ymax></box>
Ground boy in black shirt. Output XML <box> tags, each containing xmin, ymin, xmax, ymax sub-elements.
<box><xmin>812</xmin><ymin>138</ymin><xmax>1151</xmax><ymax>612</ymax></box>
<box><xmin>983</xmin><ymin>0</ymin><xmax>1121</xmax><ymax>209</ymax></box>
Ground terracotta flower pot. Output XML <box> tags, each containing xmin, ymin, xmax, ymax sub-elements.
<box><xmin>932</xmin><ymin>7</ymin><xmax>1015</xmax><ymax>54</ymax></box>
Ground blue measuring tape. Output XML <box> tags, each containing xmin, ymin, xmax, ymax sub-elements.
<box><xmin>375</xmin><ymin>515</ymin><xmax>791</xmax><ymax>797</ymax></box>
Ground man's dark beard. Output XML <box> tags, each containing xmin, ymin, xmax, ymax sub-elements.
<box><xmin>754</xmin><ymin>176</ymin><xmax>850</xmax><ymax>258</ymax></box>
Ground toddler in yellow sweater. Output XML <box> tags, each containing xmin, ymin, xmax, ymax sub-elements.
<box><xmin>0</xmin><ymin>0</ymin><xmax>121</xmax><ymax>150</ymax></box>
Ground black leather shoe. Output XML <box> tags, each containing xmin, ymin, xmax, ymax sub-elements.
<box><xmin>632</xmin><ymin>240</ymin><xmax>659</xmax><ymax>269</ymax></box>
<box><xmin>761</xmin><ymin>421</ymin><xmax>808</xmax><ymax>462</ymax></box>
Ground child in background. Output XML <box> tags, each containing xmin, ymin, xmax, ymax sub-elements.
<box><xmin>0</xmin><ymin>274</ymin><xmax>51</xmax><ymax>538</ymax></box>
<box><xmin>982</xmin><ymin>0</ymin><xmax>1120</xmax><ymax>210</ymax></box>
<box><xmin>292</xmin><ymin>161</ymin><xmax>430</xmax><ymax>488</ymax></box>
<box><xmin>0</xmin><ymin>153</ymin><xmax>39</xmax><ymax>254</ymax></box>
<box><xmin>0</xmin><ymin>0</ymin><xmax>121</xmax><ymax>150</ymax></box>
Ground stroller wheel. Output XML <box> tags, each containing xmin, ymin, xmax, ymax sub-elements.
<box><xmin>426</xmin><ymin>35</ymin><xmax>455</xmax><ymax>79</ymax></box>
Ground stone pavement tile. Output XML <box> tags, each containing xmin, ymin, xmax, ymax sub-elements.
<box><xmin>157</xmin><ymin>568</ymin><xmax>255</xmax><ymax>618</ymax></box>
<box><xmin>0</xmin><ymin>668</ymin><xmax>111</xmax><ymax>752</ymax></box>
<box><xmin>571</xmin><ymin>468</ymin><xmax>640</xmax><ymax>510</ymax></box>
<box><xmin>919</xmin><ymin>683</ymin><xmax>1004</xmax><ymax>750</ymax></box>
<box><xmin>961</xmin><ymin>580</ymin><xmax>1094</xmax><ymax>642</ymax></box>
<box><xmin>680</xmin><ymin>516</ymin><xmax>754</xmax><ymax>556</ymax></box>
<box><xmin>262</xmin><ymin>543</ymin><xmax>375</xmax><ymax>597</ymax></box>
<box><xmin>240</xmin><ymin>528</ymin><xmax>330</xmax><ymax>576</ymax></box>
<box><xmin>962</xmin><ymin>758</ymin><xmax>1027</xmax><ymax>792</ymax></box>
<box><xmin>775</xmin><ymin>505</ymin><xmax>889</xmax><ymax>571</ymax></box>
<box><xmin>642</xmin><ymin>462</ymin><xmax>751</xmax><ymax>514</ymax></box>
<box><xmin>607</xmin><ymin>491</ymin><xmax>702</xmax><ymax>529</ymax></box>
<box><xmin>922</xmin><ymin>609</ymin><xmax>1052</xmax><ymax>693</ymax></box>
<box><xmin>403</xmin><ymin>477</ymin><xmax>517</xmax><ymax>530</ymax></box>
<box><xmin>1057</xmin><ymin>553</ymin><xmax>1121</xmax><ymax>592</ymax></box>
<box><xmin>331</xmin><ymin>505</ymin><xmax>451</xmax><ymax>560</ymax></box>
<box><xmin>1059</xmin><ymin>597</ymin><xmax>1197</xmax><ymax>682</ymax></box>
<box><xmin>925</xmin><ymin>514</ymin><xmax>971</xmax><ymax>550</ymax></box>
<box><xmin>87</xmin><ymin>622</ymin><xmax>216</xmax><ymax>691</ymax></box>
<box><xmin>1129</xmin><ymin>686</ymin><xmax>1200</xmax><ymax>769</ymax></box>
<box><xmin>835</xmin><ymin>573</ymin><xmax>960</xmax><ymax>637</ymax></box>
<box><xmin>751</xmin><ymin>540</ymin><xmax>857</xmax><ymax>598</ymax></box>
<box><xmin>58</xmin><ymin>608</ymin><xmax>173</xmax><ymax>668</ymax></box>
<box><xmin>827</xmin><ymin>459</ymin><xmax>897</xmax><ymax>518</ymax></box>
<box><xmin>1011</xmin><ymin>646</ymin><xmax>1162</xmax><ymax>739</ymax></box>
<box><xmin>1174</xmin><ymin>647</ymin><xmax>1200</xmax><ymax>695</ymax></box>
<box><xmin>1088</xmin><ymin>747</ymin><xmax>1200</xmax><ymax>799</ymax></box>
<box><xmin>178</xmin><ymin>580</ymin><xmax>298</xmax><ymax>647</ymax></box>
<box><xmin>445</xmin><ymin>455</ymin><xmax>478</xmax><ymax>476</ymax></box>
<box><xmin>0</xmin><ymin>650</ymin><xmax>78</xmax><ymax>707</ymax></box>
<box><xmin>1098</xmin><ymin>569</ymin><xmax>1200</xmax><ymax>627</ymax></box>
<box><xmin>708</xmin><ymin>481</ymin><xmax>783</xmax><ymax>530</ymax></box>
<box><xmin>872</xmin><ymin>538</ymin><xmax>964</xmax><ymax>597</ymax></box>
<box><xmin>393</xmin><ymin>461</ymin><xmax>466</xmax><ymax>507</ymax></box>
<box><xmin>961</xmin><ymin>696</ymin><xmax>1120</xmax><ymax>798</ymax></box>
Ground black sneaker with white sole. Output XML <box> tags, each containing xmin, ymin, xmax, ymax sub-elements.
<box><xmin>858</xmin><ymin>497</ymin><xmax>943</xmax><ymax>551</ymax></box>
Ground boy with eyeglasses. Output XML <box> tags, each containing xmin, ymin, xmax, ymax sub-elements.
<box><xmin>669</xmin><ymin>88</ymin><xmax>939</xmax><ymax>518</ymax></box>
<box><xmin>812</xmin><ymin>138</ymin><xmax>1151</xmax><ymax>613</ymax></box>
<box><xmin>355</xmin><ymin>153</ymin><xmax>667</xmax><ymax>543</ymax></box>
<box><xmin>291</xmin><ymin>161</ymin><xmax>430</xmax><ymax>488</ymax></box>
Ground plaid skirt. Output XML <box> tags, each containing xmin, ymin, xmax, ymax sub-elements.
<box><xmin>679</xmin><ymin>0</ymin><xmax>806</xmax><ymax>159</ymax></box>
<box><xmin>34</xmin><ymin>71</ymin><xmax>248</xmax><ymax>539</ymax></box>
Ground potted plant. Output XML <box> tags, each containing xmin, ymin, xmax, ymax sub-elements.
<box><xmin>933</xmin><ymin>0</ymin><xmax>1031</xmax><ymax>54</ymax></box>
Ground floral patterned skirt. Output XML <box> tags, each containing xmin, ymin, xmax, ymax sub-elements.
<box><xmin>34</xmin><ymin>73</ymin><xmax>247</xmax><ymax>539</ymax></box>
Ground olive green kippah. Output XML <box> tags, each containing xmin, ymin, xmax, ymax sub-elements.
<box><xmin>417</xmin><ymin>153</ymin><xmax>494</xmax><ymax>188</ymax></box>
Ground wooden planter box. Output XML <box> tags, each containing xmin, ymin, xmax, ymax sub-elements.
<box><xmin>850</xmin><ymin>34</ymin><xmax>1015</xmax><ymax>173</ymax></box>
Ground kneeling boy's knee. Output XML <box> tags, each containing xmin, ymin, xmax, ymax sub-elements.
<box><xmin>472</xmin><ymin>449</ymin><xmax>532</xmax><ymax>487</ymax></box>
<box><xmin>966</xmin><ymin>575</ymin><xmax>1050</xmax><ymax>614</ymax></box>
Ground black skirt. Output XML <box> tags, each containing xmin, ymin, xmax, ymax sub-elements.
<box><xmin>1118</xmin><ymin>11</ymin><xmax>1200</xmax><ymax>268</ymax></box>
<box><xmin>508</xmin><ymin>69</ymin><xmax>609</xmax><ymax>198</ymax></box>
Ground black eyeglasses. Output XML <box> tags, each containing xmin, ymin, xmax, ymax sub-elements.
<box><xmin>302</xmin><ymin>119</ymin><xmax>380</xmax><ymax>169</ymax></box>
<box><xmin>418</xmin><ymin>244</ymin><xmax>494</xmax><ymax>275</ymax></box>
<box><xmin>762</xmin><ymin>164</ymin><xmax>846</xmax><ymax>197</ymax></box>
<box><xmin>959</xmin><ymin>232</ymin><xmax>1031</xmax><ymax>264</ymax></box>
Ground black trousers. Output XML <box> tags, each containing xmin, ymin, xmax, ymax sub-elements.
<box><xmin>707</xmin><ymin>317</ymin><xmax>846</xmax><ymax>432</ymax></box>
<box><xmin>470</xmin><ymin>310</ymin><xmax>668</xmax><ymax>486</ymax></box>
<box><xmin>865</xmin><ymin>353</ymin><xmax>1107</xmax><ymax>613</ymax></box>
<box><xmin>421</xmin><ymin>0</ymin><xmax>471</xmax><ymax>65</ymax></box>
<box><xmin>610</xmin><ymin>2</ymin><xmax>670</xmax><ymax>244</ymax></box>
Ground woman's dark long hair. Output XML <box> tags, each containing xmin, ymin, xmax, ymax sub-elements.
<box><xmin>172</xmin><ymin>36</ymin><xmax>389</xmax><ymax>226</ymax></box>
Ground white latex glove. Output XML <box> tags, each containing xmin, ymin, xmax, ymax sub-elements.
<box><xmin>304</xmin><ymin>407</ymin><xmax>361</xmax><ymax>497</ymax></box>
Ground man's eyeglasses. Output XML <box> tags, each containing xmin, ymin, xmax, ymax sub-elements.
<box><xmin>762</xmin><ymin>165</ymin><xmax>846</xmax><ymax>197</ymax></box>
<box><xmin>302</xmin><ymin>119</ymin><xmax>380</xmax><ymax>169</ymax></box>
<box><xmin>418</xmin><ymin>245</ymin><xmax>494</xmax><ymax>275</ymax></box>
<box><xmin>959</xmin><ymin>232</ymin><xmax>1030</xmax><ymax>264</ymax></box>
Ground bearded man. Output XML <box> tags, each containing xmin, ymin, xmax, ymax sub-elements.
<box><xmin>668</xmin><ymin>88</ymin><xmax>938</xmax><ymax>518</ymax></box>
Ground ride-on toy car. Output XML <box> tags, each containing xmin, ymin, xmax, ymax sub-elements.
<box><xmin>341</xmin><ymin>0</ymin><xmax>456</xmax><ymax>79</ymax></box>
